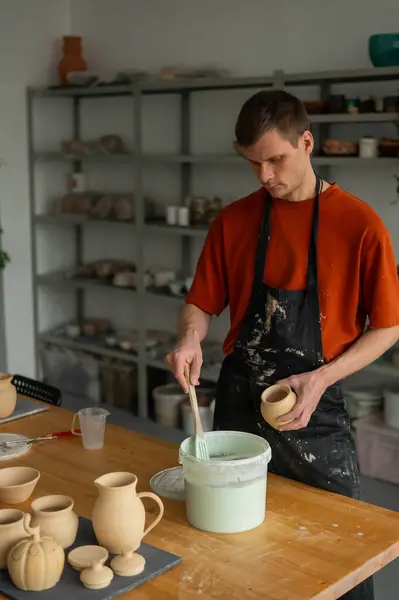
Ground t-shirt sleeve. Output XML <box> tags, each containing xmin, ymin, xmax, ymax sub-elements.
<box><xmin>185</xmin><ymin>215</ymin><xmax>228</xmax><ymax>316</ymax></box>
<box><xmin>361</xmin><ymin>221</ymin><xmax>399</xmax><ymax>328</ymax></box>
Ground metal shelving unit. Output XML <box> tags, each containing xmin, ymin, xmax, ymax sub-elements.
<box><xmin>27</xmin><ymin>66</ymin><xmax>399</xmax><ymax>417</ymax></box>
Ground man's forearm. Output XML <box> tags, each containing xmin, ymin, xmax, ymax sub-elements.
<box><xmin>178</xmin><ymin>303</ymin><xmax>212</xmax><ymax>343</ymax></box>
<box><xmin>318</xmin><ymin>326</ymin><xmax>399</xmax><ymax>387</ymax></box>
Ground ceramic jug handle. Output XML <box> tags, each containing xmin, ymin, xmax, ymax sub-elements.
<box><xmin>137</xmin><ymin>492</ymin><xmax>164</xmax><ymax>538</ymax></box>
<box><xmin>71</xmin><ymin>413</ymin><xmax>81</xmax><ymax>436</ymax></box>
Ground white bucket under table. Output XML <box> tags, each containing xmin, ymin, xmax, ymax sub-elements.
<box><xmin>179</xmin><ymin>431</ymin><xmax>271</xmax><ymax>534</ymax></box>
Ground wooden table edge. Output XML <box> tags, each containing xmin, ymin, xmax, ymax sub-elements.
<box><xmin>313</xmin><ymin>540</ymin><xmax>399</xmax><ymax>599</ymax></box>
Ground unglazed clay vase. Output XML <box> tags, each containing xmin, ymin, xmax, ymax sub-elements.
<box><xmin>30</xmin><ymin>494</ymin><xmax>78</xmax><ymax>549</ymax></box>
<box><xmin>0</xmin><ymin>373</ymin><xmax>17</xmax><ymax>419</ymax></box>
<box><xmin>0</xmin><ymin>509</ymin><xmax>28</xmax><ymax>568</ymax></box>
<box><xmin>92</xmin><ymin>472</ymin><xmax>164</xmax><ymax>554</ymax></box>
<box><xmin>260</xmin><ymin>384</ymin><xmax>297</xmax><ymax>430</ymax></box>
<box><xmin>7</xmin><ymin>514</ymin><xmax>64</xmax><ymax>591</ymax></box>
<box><xmin>58</xmin><ymin>35</ymin><xmax>87</xmax><ymax>84</ymax></box>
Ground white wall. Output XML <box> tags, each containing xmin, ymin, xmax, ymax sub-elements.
<box><xmin>66</xmin><ymin>0</ymin><xmax>399</xmax><ymax>344</ymax></box>
<box><xmin>0</xmin><ymin>0</ymin><xmax>71</xmax><ymax>375</ymax></box>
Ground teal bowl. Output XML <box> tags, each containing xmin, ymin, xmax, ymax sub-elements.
<box><xmin>369</xmin><ymin>33</ymin><xmax>399</xmax><ymax>67</ymax></box>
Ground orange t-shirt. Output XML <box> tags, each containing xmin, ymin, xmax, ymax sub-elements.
<box><xmin>186</xmin><ymin>184</ymin><xmax>399</xmax><ymax>361</ymax></box>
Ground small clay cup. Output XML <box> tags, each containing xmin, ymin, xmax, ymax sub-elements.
<box><xmin>260</xmin><ymin>384</ymin><xmax>297</xmax><ymax>429</ymax></box>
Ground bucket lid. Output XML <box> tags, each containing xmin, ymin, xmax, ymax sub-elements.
<box><xmin>150</xmin><ymin>466</ymin><xmax>185</xmax><ymax>501</ymax></box>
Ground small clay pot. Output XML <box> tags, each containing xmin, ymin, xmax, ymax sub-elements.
<box><xmin>0</xmin><ymin>374</ymin><xmax>17</xmax><ymax>419</ymax></box>
<box><xmin>0</xmin><ymin>509</ymin><xmax>27</xmax><ymax>568</ymax></box>
<box><xmin>30</xmin><ymin>495</ymin><xmax>78</xmax><ymax>549</ymax></box>
<box><xmin>260</xmin><ymin>384</ymin><xmax>297</xmax><ymax>430</ymax></box>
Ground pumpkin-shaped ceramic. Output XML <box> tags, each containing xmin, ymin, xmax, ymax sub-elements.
<box><xmin>260</xmin><ymin>384</ymin><xmax>297</xmax><ymax>429</ymax></box>
<box><xmin>7</xmin><ymin>514</ymin><xmax>65</xmax><ymax>591</ymax></box>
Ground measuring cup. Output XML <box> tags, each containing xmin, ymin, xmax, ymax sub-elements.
<box><xmin>71</xmin><ymin>408</ymin><xmax>110</xmax><ymax>450</ymax></box>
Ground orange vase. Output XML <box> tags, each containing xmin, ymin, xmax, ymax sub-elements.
<box><xmin>58</xmin><ymin>36</ymin><xmax>87</xmax><ymax>85</ymax></box>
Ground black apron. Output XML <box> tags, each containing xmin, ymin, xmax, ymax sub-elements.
<box><xmin>213</xmin><ymin>176</ymin><xmax>374</xmax><ymax>600</ymax></box>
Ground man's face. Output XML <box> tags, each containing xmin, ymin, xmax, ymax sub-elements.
<box><xmin>236</xmin><ymin>129</ymin><xmax>314</xmax><ymax>199</ymax></box>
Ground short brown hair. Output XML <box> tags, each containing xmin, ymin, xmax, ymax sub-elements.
<box><xmin>235</xmin><ymin>90</ymin><xmax>309</xmax><ymax>147</ymax></box>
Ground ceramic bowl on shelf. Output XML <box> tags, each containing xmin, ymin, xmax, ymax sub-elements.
<box><xmin>303</xmin><ymin>100</ymin><xmax>328</xmax><ymax>114</ymax></box>
<box><xmin>0</xmin><ymin>466</ymin><xmax>40</xmax><ymax>504</ymax></box>
<box><xmin>369</xmin><ymin>33</ymin><xmax>399</xmax><ymax>67</ymax></box>
<box><xmin>322</xmin><ymin>139</ymin><xmax>358</xmax><ymax>156</ymax></box>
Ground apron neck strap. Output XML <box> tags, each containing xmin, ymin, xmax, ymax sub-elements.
<box><xmin>252</xmin><ymin>173</ymin><xmax>322</xmax><ymax>297</ymax></box>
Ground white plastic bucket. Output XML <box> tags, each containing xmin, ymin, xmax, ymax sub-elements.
<box><xmin>152</xmin><ymin>384</ymin><xmax>186</xmax><ymax>428</ymax></box>
<box><xmin>181</xmin><ymin>399</ymin><xmax>215</xmax><ymax>435</ymax></box>
<box><xmin>384</xmin><ymin>387</ymin><xmax>399</xmax><ymax>429</ymax></box>
<box><xmin>179</xmin><ymin>431</ymin><xmax>271</xmax><ymax>534</ymax></box>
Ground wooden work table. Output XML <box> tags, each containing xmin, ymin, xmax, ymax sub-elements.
<box><xmin>1</xmin><ymin>404</ymin><xmax>399</xmax><ymax>599</ymax></box>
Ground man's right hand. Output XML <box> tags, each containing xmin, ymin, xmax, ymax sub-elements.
<box><xmin>165</xmin><ymin>329</ymin><xmax>203</xmax><ymax>392</ymax></box>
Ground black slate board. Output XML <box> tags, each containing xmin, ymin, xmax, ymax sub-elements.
<box><xmin>0</xmin><ymin>517</ymin><xmax>182</xmax><ymax>600</ymax></box>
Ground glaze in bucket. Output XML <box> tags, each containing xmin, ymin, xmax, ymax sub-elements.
<box><xmin>179</xmin><ymin>431</ymin><xmax>271</xmax><ymax>534</ymax></box>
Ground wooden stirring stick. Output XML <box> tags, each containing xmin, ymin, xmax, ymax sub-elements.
<box><xmin>184</xmin><ymin>363</ymin><xmax>210</xmax><ymax>460</ymax></box>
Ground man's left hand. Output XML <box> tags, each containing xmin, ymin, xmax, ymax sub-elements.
<box><xmin>276</xmin><ymin>370</ymin><xmax>327</xmax><ymax>431</ymax></box>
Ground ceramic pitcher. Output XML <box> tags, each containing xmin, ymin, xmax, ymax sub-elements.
<box><xmin>92</xmin><ymin>472</ymin><xmax>164</xmax><ymax>554</ymax></box>
<box><xmin>30</xmin><ymin>495</ymin><xmax>78</xmax><ymax>549</ymax></box>
<box><xmin>0</xmin><ymin>373</ymin><xmax>17</xmax><ymax>419</ymax></box>
<box><xmin>0</xmin><ymin>509</ymin><xmax>28</xmax><ymax>568</ymax></box>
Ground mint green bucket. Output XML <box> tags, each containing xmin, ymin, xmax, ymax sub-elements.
<box><xmin>179</xmin><ymin>431</ymin><xmax>271</xmax><ymax>534</ymax></box>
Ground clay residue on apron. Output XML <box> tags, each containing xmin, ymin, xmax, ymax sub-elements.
<box><xmin>285</xmin><ymin>347</ymin><xmax>305</xmax><ymax>357</ymax></box>
<box><xmin>265</xmin><ymin>293</ymin><xmax>287</xmax><ymax>333</ymax></box>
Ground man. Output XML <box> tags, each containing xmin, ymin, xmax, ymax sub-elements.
<box><xmin>165</xmin><ymin>90</ymin><xmax>399</xmax><ymax>600</ymax></box>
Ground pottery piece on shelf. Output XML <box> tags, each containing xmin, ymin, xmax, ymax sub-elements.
<box><xmin>322</xmin><ymin>139</ymin><xmax>358</xmax><ymax>156</ymax></box>
<box><xmin>92</xmin><ymin>472</ymin><xmax>164</xmax><ymax>554</ymax></box>
<box><xmin>7</xmin><ymin>514</ymin><xmax>65</xmax><ymax>591</ymax></box>
<box><xmin>80</xmin><ymin>562</ymin><xmax>114</xmax><ymax>590</ymax></box>
<box><xmin>0</xmin><ymin>509</ymin><xmax>28</xmax><ymax>568</ymax></box>
<box><xmin>66</xmin><ymin>71</ymin><xmax>98</xmax><ymax>87</ymax></box>
<box><xmin>58</xmin><ymin>35</ymin><xmax>87</xmax><ymax>85</ymax></box>
<box><xmin>0</xmin><ymin>466</ymin><xmax>40</xmax><ymax>504</ymax></box>
<box><xmin>260</xmin><ymin>384</ymin><xmax>297</xmax><ymax>430</ymax></box>
<box><xmin>98</xmin><ymin>134</ymin><xmax>126</xmax><ymax>154</ymax></box>
<box><xmin>68</xmin><ymin>545</ymin><xmax>109</xmax><ymax>572</ymax></box>
<box><xmin>111</xmin><ymin>549</ymin><xmax>146</xmax><ymax>577</ymax></box>
<box><xmin>383</xmin><ymin>387</ymin><xmax>399</xmax><ymax>429</ymax></box>
<box><xmin>0</xmin><ymin>373</ymin><xmax>17</xmax><ymax>419</ymax></box>
<box><xmin>30</xmin><ymin>494</ymin><xmax>78</xmax><ymax>549</ymax></box>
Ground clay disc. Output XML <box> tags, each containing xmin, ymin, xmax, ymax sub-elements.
<box><xmin>68</xmin><ymin>545</ymin><xmax>108</xmax><ymax>571</ymax></box>
<box><xmin>111</xmin><ymin>552</ymin><xmax>146</xmax><ymax>577</ymax></box>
